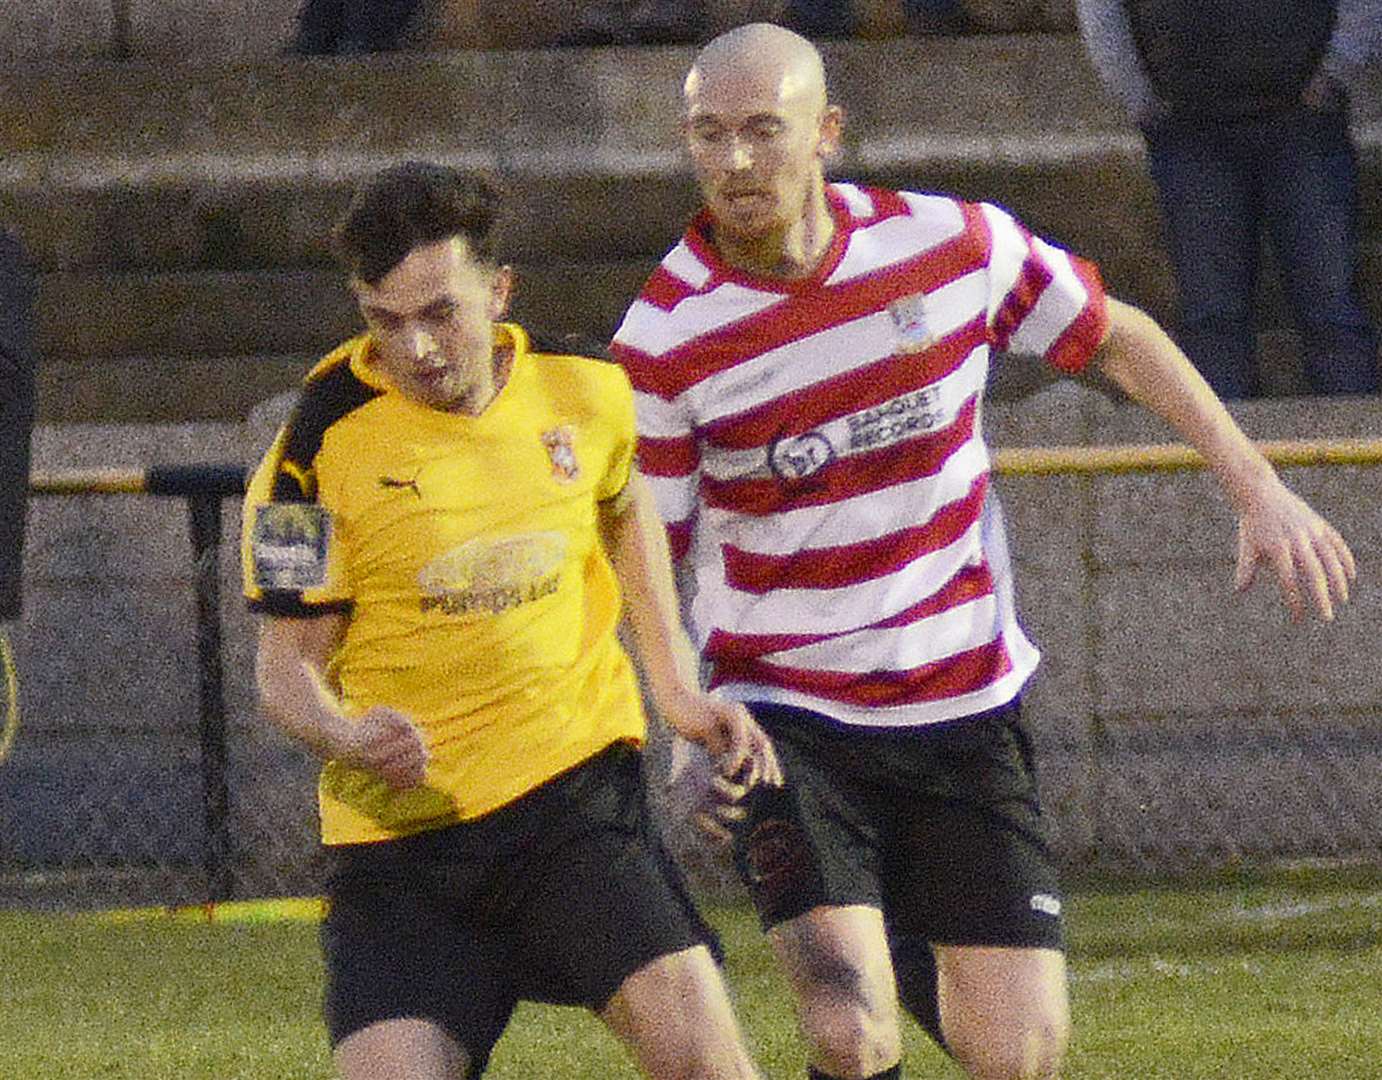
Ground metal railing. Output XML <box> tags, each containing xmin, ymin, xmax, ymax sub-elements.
<box><xmin>15</xmin><ymin>435</ymin><xmax>1382</xmax><ymax>906</ymax></box>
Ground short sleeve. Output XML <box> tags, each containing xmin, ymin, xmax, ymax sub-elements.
<box><xmin>241</xmin><ymin>428</ymin><xmax>353</xmax><ymax>617</ymax></box>
<box><xmin>981</xmin><ymin>202</ymin><xmax>1109</xmax><ymax>374</ymax></box>
<box><xmin>595</xmin><ymin>365</ymin><xmax>638</xmax><ymax>507</ymax></box>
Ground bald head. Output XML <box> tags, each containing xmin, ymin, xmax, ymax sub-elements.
<box><xmin>684</xmin><ymin>22</ymin><xmax>828</xmax><ymax>115</ymax></box>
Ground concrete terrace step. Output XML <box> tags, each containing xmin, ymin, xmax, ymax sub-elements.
<box><xmin>35</xmin><ymin>260</ymin><xmax>658</xmax><ymax>420</ymax></box>
<box><xmin>37</xmin><ymin>261</ymin><xmax>657</xmax><ymax>359</ymax></box>
<box><xmin>5</xmin><ymin>33</ymin><xmax>1380</xmax><ymax>419</ymax></box>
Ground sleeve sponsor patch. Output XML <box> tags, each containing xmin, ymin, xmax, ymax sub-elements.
<box><xmin>249</xmin><ymin>503</ymin><xmax>332</xmax><ymax>591</ymax></box>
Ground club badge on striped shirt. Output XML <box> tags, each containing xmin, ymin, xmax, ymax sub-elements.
<box><xmin>888</xmin><ymin>292</ymin><xmax>936</xmax><ymax>353</ymax></box>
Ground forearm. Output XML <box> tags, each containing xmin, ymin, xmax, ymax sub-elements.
<box><xmin>601</xmin><ymin>474</ymin><xmax>703</xmax><ymax>713</ymax></box>
<box><xmin>255</xmin><ymin>623</ymin><xmax>354</xmax><ymax>762</ymax></box>
<box><xmin>1092</xmin><ymin>299</ymin><xmax>1279</xmax><ymax>513</ymax></box>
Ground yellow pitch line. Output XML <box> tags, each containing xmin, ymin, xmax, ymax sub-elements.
<box><xmin>83</xmin><ymin>896</ymin><xmax>327</xmax><ymax>924</ymax></box>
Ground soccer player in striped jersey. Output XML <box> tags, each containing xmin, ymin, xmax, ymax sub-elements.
<box><xmin>611</xmin><ymin>23</ymin><xmax>1356</xmax><ymax>1080</ymax></box>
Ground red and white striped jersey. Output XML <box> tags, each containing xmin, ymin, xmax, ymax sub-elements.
<box><xmin>612</xmin><ymin>183</ymin><xmax>1108</xmax><ymax>727</ymax></box>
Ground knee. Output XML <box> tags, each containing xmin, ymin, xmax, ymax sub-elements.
<box><xmin>948</xmin><ymin>1011</ymin><xmax>1069</xmax><ymax>1080</ymax></box>
<box><xmin>795</xmin><ymin>969</ymin><xmax>901</xmax><ymax>1075</ymax></box>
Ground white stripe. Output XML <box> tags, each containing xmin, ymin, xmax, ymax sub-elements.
<box><xmin>981</xmin><ymin>202</ymin><xmax>1028</xmax><ymax>328</ymax></box>
<box><xmin>826</xmin><ymin>195</ymin><xmax>966</xmax><ymax>286</ymax></box>
<box><xmin>704</xmin><ymin>435</ymin><xmax>989</xmax><ymax>555</ymax></box>
<box><xmin>830</xmin><ymin>182</ymin><xmax>876</xmax><ymax>219</ymax></box>
<box><xmin>662</xmin><ymin>241</ymin><xmax>712</xmax><ymax>289</ymax></box>
<box><xmin>1007</xmin><ymin>240</ymin><xmax>1091</xmax><ymax>358</ymax></box>
<box><xmin>925</xmin><ymin>268</ymin><xmax>990</xmax><ymax>340</ymax></box>
<box><xmin>699</xmin><ymin>344</ymin><xmax>989</xmax><ymax>484</ymax></box>
<box><xmin>769</xmin><ymin>593</ymin><xmax>1000</xmax><ymax>673</ymax></box>
<box><xmin>614</xmin><ymin>283</ymin><xmax>785</xmax><ymax>358</ymax></box>
<box><xmin>632</xmin><ymin>389</ymin><xmax>691</xmax><ymax>440</ymax></box>
<box><xmin>645</xmin><ymin>471</ymin><xmax>698</xmax><ymax>526</ymax></box>
<box><xmin>692</xmin><ymin>517</ymin><xmax>983</xmax><ymax>638</ymax></box>
<box><xmin>687</xmin><ymin>314</ymin><xmax>895</xmax><ymax>425</ymax></box>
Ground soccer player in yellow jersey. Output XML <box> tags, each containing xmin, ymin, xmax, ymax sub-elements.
<box><xmin>242</xmin><ymin>162</ymin><xmax>781</xmax><ymax>1080</ymax></box>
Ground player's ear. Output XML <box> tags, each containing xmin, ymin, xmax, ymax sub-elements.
<box><xmin>817</xmin><ymin>104</ymin><xmax>845</xmax><ymax>164</ymax></box>
<box><xmin>489</xmin><ymin>265</ymin><xmax>514</xmax><ymax>320</ymax></box>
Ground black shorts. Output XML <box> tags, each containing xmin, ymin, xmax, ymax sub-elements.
<box><xmin>320</xmin><ymin>743</ymin><xmax>717</xmax><ymax>1068</ymax></box>
<box><xmin>732</xmin><ymin>699</ymin><xmax>1064</xmax><ymax>951</ymax></box>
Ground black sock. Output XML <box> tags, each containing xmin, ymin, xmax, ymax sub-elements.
<box><xmin>807</xmin><ymin>1066</ymin><xmax>901</xmax><ymax>1080</ymax></box>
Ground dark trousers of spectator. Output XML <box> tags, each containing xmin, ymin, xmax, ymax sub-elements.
<box><xmin>1144</xmin><ymin>106</ymin><xmax>1380</xmax><ymax>398</ymax></box>
<box><xmin>291</xmin><ymin>0</ymin><xmax>423</xmax><ymax>54</ymax></box>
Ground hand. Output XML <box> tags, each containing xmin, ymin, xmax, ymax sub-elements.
<box><xmin>1301</xmin><ymin>71</ymin><xmax>1343</xmax><ymax>112</ymax></box>
<box><xmin>661</xmin><ymin>689</ymin><xmax>783</xmax><ymax>790</ymax></box>
<box><xmin>1233</xmin><ymin>483</ymin><xmax>1356</xmax><ymax>622</ymax></box>
<box><xmin>334</xmin><ymin>705</ymin><xmax>429</xmax><ymax>790</ymax></box>
<box><xmin>666</xmin><ymin>735</ymin><xmax>765</xmax><ymax>845</ymax></box>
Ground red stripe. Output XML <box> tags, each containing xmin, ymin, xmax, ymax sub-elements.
<box><xmin>666</xmin><ymin>520</ymin><xmax>693</xmax><ymax>562</ymax></box>
<box><xmin>703</xmin><ymin>560</ymin><xmax>996</xmax><ymax>662</ymax></box>
<box><xmin>722</xmin><ymin>473</ymin><xmax>988</xmax><ymax>594</ymax></box>
<box><xmin>862</xmin><ymin>186</ymin><xmax>911</xmax><ymax>221</ymax></box>
<box><xmin>710</xmin><ymin>638</ymin><xmax>1014</xmax><ymax>708</ymax></box>
<box><xmin>1045</xmin><ymin>255</ymin><xmax>1108</xmax><ymax>374</ymax></box>
<box><xmin>637</xmin><ymin>434</ymin><xmax>698</xmax><ymax>478</ymax></box>
<box><xmin>703</xmin><ymin>319</ymin><xmax>985</xmax><ymax>451</ymax></box>
<box><xmin>640</xmin><ymin>265</ymin><xmax>699</xmax><ymax>311</ymax></box>
<box><xmin>702</xmin><ymin>396</ymin><xmax>977</xmax><ymax>516</ymax></box>
<box><xmin>992</xmin><ymin>252</ymin><xmax>1053</xmax><ymax>354</ymax></box>
<box><xmin>622</xmin><ymin>201</ymin><xmax>989</xmax><ymax>403</ymax></box>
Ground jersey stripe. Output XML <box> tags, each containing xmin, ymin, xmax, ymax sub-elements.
<box><xmin>710</xmin><ymin>637</ymin><xmax>1013</xmax><ymax>709</ymax></box>
<box><xmin>700</xmin><ymin>395</ymin><xmax>977</xmax><ymax>516</ymax></box>
<box><xmin>721</xmin><ymin>471</ymin><xmax>987</xmax><ymax>594</ymax></box>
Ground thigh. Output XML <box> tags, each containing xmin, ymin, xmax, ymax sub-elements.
<box><xmin>335</xmin><ymin>1017</ymin><xmax>471</xmax><ymax>1080</ymax></box>
<box><xmin>321</xmin><ymin>842</ymin><xmax>517</xmax><ymax>1074</ymax></box>
<box><xmin>933</xmin><ymin>945</ymin><xmax>1069</xmax><ymax>1077</ymax></box>
<box><xmin>732</xmin><ymin>704</ymin><xmax>884</xmax><ymax>930</ymax></box>
<box><xmin>1256</xmin><ymin>109</ymin><xmax>1367</xmax><ymax>308</ymax></box>
<box><xmin>600</xmin><ymin>944</ymin><xmax>757</xmax><ymax>1080</ymax></box>
<box><xmin>882</xmin><ymin>710</ymin><xmax>1065</xmax><ymax>951</ymax></box>
<box><xmin>1145</xmin><ymin>126</ymin><xmax>1259</xmax><ymax>316</ymax></box>
<box><xmin>510</xmin><ymin>744</ymin><xmax>720</xmax><ymax>1011</ymax></box>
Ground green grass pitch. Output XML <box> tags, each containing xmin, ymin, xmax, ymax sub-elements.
<box><xmin>1</xmin><ymin>866</ymin><xmax>1378</xmax><ymax>1078</ymax></box>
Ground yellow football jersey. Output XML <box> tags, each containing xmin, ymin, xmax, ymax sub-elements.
<box><xmin>242</xmin><ymin>323</ymin><xmax>646</xmax><ymax>843</ymax></box>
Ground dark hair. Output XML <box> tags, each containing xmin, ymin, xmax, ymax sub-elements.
<box><xmin>333</xmin><ymin>161</ymin><xmax>504</xmax><ymax>285</ymax></box>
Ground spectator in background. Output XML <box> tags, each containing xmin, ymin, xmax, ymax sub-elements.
<box><xmin>0</xmin><ymin>227</ymin><xmax>37</xmax><ymax>642</ymax></box>
<box><xmin>289</xmin><ymin>0</ymin><xmax>423</xmax><ymax>54</ymax></box>
<box><xmin>1077</xmin><ymin>0</ymin><xmax>1382</xmax><ymax>398</ymax></box>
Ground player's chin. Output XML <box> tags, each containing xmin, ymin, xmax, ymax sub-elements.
<box><xmin>709</xmin><ymin>201</ymin><xmax>778</xmax><ymax>240</ymax></box>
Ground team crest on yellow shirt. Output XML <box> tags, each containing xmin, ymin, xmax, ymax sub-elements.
<box><xmin>541</xmin><ymin>426</ymin><xmax>581</xmax><ymax>482</ymax></box>
<box><xmin>888</xmin><ymin>291</ymin><xmax>936</xmax><ymax>353</ymax></box>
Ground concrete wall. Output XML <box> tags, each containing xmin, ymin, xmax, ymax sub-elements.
<box><xmin>0</xmin><ymin>1</ymin><xmax>1078</xmax><ymax>62</ymax></box>
<box><xmin>3</xmin><ymin>392</ymin><xmax>1378</xmax><ymax>906</ymax></box>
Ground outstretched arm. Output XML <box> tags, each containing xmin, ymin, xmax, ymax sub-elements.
<box><xmin>1089</xmin><ymin>297</ymin><xmax>1356</xmax><ymax>621</ymax></box>
<box><xmin>255</xmin><ymin>612</ymin><xmax>428</xmax><ymax>789</ymax></box>
<box><xmin>600</xmin><ymin>472</ymin><xmax>782</xmax><ymax>787</ymax></box>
